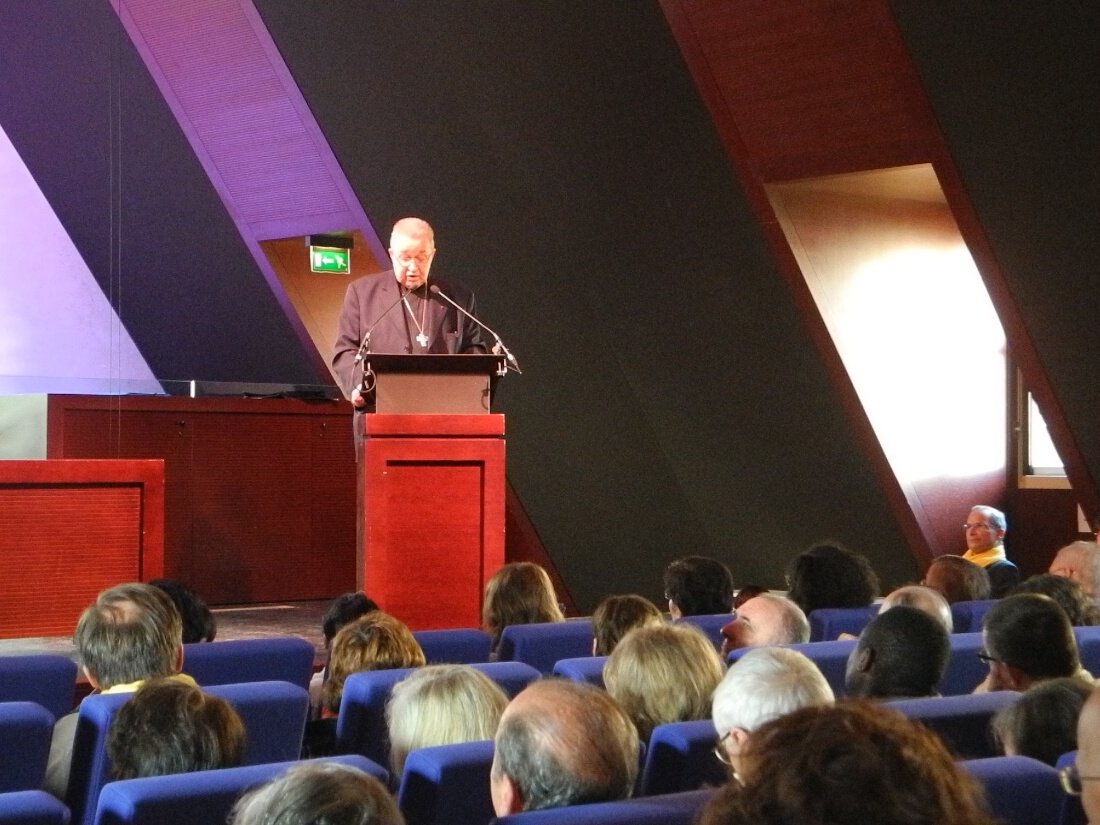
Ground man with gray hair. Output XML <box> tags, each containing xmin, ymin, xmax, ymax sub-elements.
<box><xmin>961</xmin><ymin>504</ymin><xmax>1019</xmax><ymax>597</ymax></box>
<box><xmin>879</xmin><ymin>584</ymin><xmax>953</xmax><ymax>633</ymax></box>
<box><xmin>719</xmin><ymin>592</ymin><xmax>810</xmax><ymax>655</ymax></box>
<box><xmin>45</xmin><ymin>582</ymin><xmax>191</xmax><ymax>799</ymax></box>
<box><xmin>712</xmin><ymin>647</ymin><xmax>834</xmax><ymax>779</ymax></box>
<box><xmin>1049</xmin><ymin>540</ymin><xmax>1100</xmax><ymax>603</ymax></box>
<box><xmin>490</xmin><ymin>679</ymin><xmax>638</xmax><ymax>814</ymax></box>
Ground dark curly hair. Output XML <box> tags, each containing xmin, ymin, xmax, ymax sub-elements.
<box><xmin>786</xmin><ymin>543</ymin><xmax>879</xmax><ymax>615</ymax></box>
<box><xmin>662</xmin><ymin>556</ymin><xmax>735</xmax><ymax>616</ymax></box>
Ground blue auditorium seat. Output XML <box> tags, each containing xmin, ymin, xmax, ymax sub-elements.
<box><xmin>0</xmin><ymin>701</ymin><xmax>55</xmax><ymax>792</ymax></box>
<box><xmin>397</xmin><ymin>740</ymin><xmax>495</xmax><ymax>825</ymax></box>
<box><xmin>205</xmin><ymin>680</ymin><xmax>309</xmax><ymax>765</ymax></box>
<box><xmin>0</xmin><ymin>790</ymin><xmax>71</xmax><ymax>825</ymax></box>
<box><xmin>0</xmin><ymin>654</ymin><xmax>77</xmax><ymax>719</ymax></box>
<box><xmin>939</xmin><ymin>632</ymin><xmax>988</xmax><ymax>695</ymax></box>
<box><xmin>950</xmin><ymin>599</ymin><xmax>996</xmax><ymax>633</ymax></box>
<box><xmin>65</xmin><ymin>692</ymin><xmax>131</xmax><ymax>825</ymax></box>
<box><xmin>92</xmin><ymin>754</ymin><xmax>387</xmax><ymax>825</ymax></box>
<box><xmin>637</xmin><ymin>719</ymin><xmax>727</xmax><ymax>796</ymax></box>
<box><xmin>338</xmin><ymin>662</ymin><xmax>540</xmax><ymax>769</ymax></box>
<box><xmin>674</xmin><ymin>614</ymin><xmax>731</xmax><ymax>649</ymax></box>
<box><xmin>494</xmin><ymin>788</ymin><xmax>716</xmax><ymax>825</ymax></box>
<box><xmin>181</xmin><ymin>637</ymin><xmax>315</xmax><ymax>690</ymax></box>
<box><xmin>552</xmin><ymin>656</ymin><xmax>606</xmax><ymax>688</ymax></box>
<box><xmin>1072</xmin><ymin>626</ymin><xmax>1100</xmax><ymax>675</ymax></box>
<box><xmin>886</xmin><ymin>691</ymin><xmax>1018</xmax><ymax>759</ymax></box>
<box><xmin>412</xmin><ymin>629</ymin><xmax>493</xmax><ymax>664</ymax></box>
<box><xmin>962</xmin><ymin>755</ymin><xmax>1064</xmax><ymax>825</ymax></box>
<box><xmin>497</xmin><ymin>620</ymin><xmax>594</xmax><ymax>674</ymax></box>
<box><xmin>808</xmin><ymin>605</ymin><xmax>880</xmax><ymax>641</ymax></box>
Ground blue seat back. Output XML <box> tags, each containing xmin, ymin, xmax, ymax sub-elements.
<box><xmin>497</xmin><ymin>621</ymin><xmax>594</xmax><ymax>674</ymax></box>
<box><xmin>494</xmin><ymin>789</ymin><xmax>716</xmax><ymax>825</ymax></box>
<box><xmin>338</xmin><ymin>663</ymin><xmax>540</xmax><ymax>768</ymax></box>
<box><xmin>67</xmin><ymin>692</ymin><xmax>132</xmax><ymax>825</ymax></box>
<box><xmin>1056</xmin><ymin>750</ymin><xmax>1086</xmax><ymax>825</ymax></box>
<box><xmin>181</xmin><ymin>638</ymin><xmax>315</xmax><ymax>691</ymax></box>
<box><xmin>397</xmin><ymin>740</ymin><xmax>495</xmax><ymax>825</ymax></box>
<box><xmin>0</xmin><ymin>654</ymin><xmax>77</xmax><ymax>719</ymax></box>
<box><xmin>552</xmin><ymin>656</ymin><xmax>606</xmax><ymax>688</ymax></box>
<box><xmin>674</xmin><ymin>615</ymin><xmax>731</xmax><ymax>649</ymax></box>
<box><xmin>808</xmin><ymin>605</ymin><xmax>880</xmax><ymax>642</ymax></box>
<box><xmin>940</xmin><ymin>633</ymin><xmax>988</xmax><ymax>695</ymax></box>
<box><xmin>1073</xmin><ymin>626</ymin><xmax>1100</xmax><ymax>674</ymax></box>
<box><xmin>205</xmin><ymin>681</ymin><xmax>309</xmax><ymax>766</ymax></box>
<box><xmin>775</xmin><ymin>639</ymin><xmax>857</xmax><ymax>696</ymax></box>
<box><xmin>0</xmin><ymin>790</ymin><xmax>71</xmax><ymax>825</ymax></box>
<box><xmin>413</xmin><ymin>629</ymin><xmax>493</xmax><ymax>664</ymax></box>
<box><xmin>638</xmin><ymin>720</ymin><xmax>727</xmax><ymax>796</ymax></box>
<box><xmin>961</xmin><ymin>755</ymin><xmax>1064</xmax><ymax>825</ymax></box>
<box><xmin>886</xmin><ymin>691</ymin><xmax>1017</xmax><ymax>759</ymax></box>
<box><xmin>92</xmin><ymin>754</ymin><xmax>387</xmax><ymax>825</ymax></box>
<box><xmin>0</xmin><ymin>701</ymin><xmax>55</xmax><ymax>792</ymax></box>
<box><xmin>950</xmin><ymin>600</ymin><xmax>996</xmax><ymax>633</ymax></box>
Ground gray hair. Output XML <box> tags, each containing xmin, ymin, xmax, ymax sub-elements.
<box><xmin>231</xmin><ymin>763</ymin><xmax>402</xmax><ymax>825</ymax></box>
<box><xmin>970</xmin><ymin>505</ymin><xmax>1007</xmax><ymax>533</ymax></box>
<box><xmin>712</xmin><ymin>647</ymin><xmax>833</xmax><ymax>735</ymax></box>
<box><xmin>881</xmin><ymin>585</ymin><xmax>953</xmax><ymax>633</ymax></box>
<box><xmin>759</xmin><ymin>593</ymin><xmax>811</xmax><ymax>644</ymax></box>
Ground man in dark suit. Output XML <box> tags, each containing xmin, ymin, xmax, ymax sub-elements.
<box><xmin>331</xmin><ymin>217</ymin><xmax>489</xmax><ymax>415</ymax></box>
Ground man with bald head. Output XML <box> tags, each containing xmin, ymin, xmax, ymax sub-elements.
<box><xmin>332</xmin><ymin>218</ymin><xmax>490</xmax><ymax>425</ymax></box>
<box><xmin>720</xmin><ymin>592</ymin><xmax>810</xmax><ymax>654</ymax></box>
<box><xmin>490</xmin><ymin>679</ymin><xmax>639</xmax><ymax>815</ymax></box>
<box><xmin>1049</xmin><ymin>540</ymin><xmax>1100</xmax><ymax>604</ymax></box>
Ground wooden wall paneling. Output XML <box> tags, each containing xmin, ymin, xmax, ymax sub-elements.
<box><xmin>0</xmin><ymin>459</ymin><xmax>164</xmax><ymax>638</ymax></box>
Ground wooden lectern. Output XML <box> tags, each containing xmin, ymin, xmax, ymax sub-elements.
<box><xmin>358</xmin><ymin>354</ymin><xmax>506</xmax><ymax>630</ymax></box>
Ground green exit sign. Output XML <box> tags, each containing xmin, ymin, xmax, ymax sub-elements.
<box><xmin>310</xmin><ymin>247</ymin><xmax>350</xmax><ymax>274</ymax></box>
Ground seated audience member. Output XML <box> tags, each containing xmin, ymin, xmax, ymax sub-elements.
<box><xmin>1011</xmin><ymin>573</ymin><xmax>1100</xmax><ymax>626</ymax></box>
<box><xmin>482</xmin><ymin>562</ymin><xmax>564</xmax><ymax>654</ymax></box>
<box><xmin>490</xmin><ymin>679</ymin><xmax>638</xmax><ymax>815</ymax></box>
<box><xmin>699</xmin><ymin>702</ymin><xmax>997</xmax><ymax>825</ymax></box>
<box><xmin>960</xmin><ymin>505</ymin><xmax>1019</xmax><ymax>597</ymax></box>
<box><xmin>304</xmin><ymin>611</ymin><xmax>426</xmax><ymax>757</ymax></box>
<box><xmin>785</xmin><ymin>542</ymin><xmax>879</xmax><ymax>616</ymax></box>
<box><xmin>663</xmin><ymin>555</ymin><xmax>735</xmax><ymax>618</ymax></box>
<box><xmin>107</xmin><ymin>678</ymin><xmax>245</xmax><ymax>779</ymax></box>
<box><xmin>591</xmin><ymin>594</ymin><xmax>664</xmax><ymax>656</ymax></box>
<box><xmin>846</xmin><ymin>606</ymin><xmax>950</xmax><ymax>700</ymax></box>
<box><xmin>311</xmin><ymin>591</ymin><xmax>380</xmax><ymax>714</ymax></box>
<box><xmin>922</xmin><ymin>554</ymin><xmax>992</xmax><ymax>604</ymax></box>
<box><xmin>712</xmin><ymin>647</ymin><xmax>834</xmax><ymax>780</ymax></box>
<box><xmin>231</xmin><ymin>762</ymin><xmax>403</xmax><ymax>825</ymax></box>
<box><xmin>603</xmin><ymin>622</ymin><xmax>725</xmax><ymax>741</ymax></box>
<box><xmin>1071</xmin><ymin>685</ymin><xmax>1100</xmax><ymax>823</ymax></box>
<box><xmin>879</xmin><ymin>584</ymin><xmax>953</xmax><ymax>633</ymax></box>
<box><xmin>150</xmin><ymin>578</ymin><xmax>217</xmax><ymax>643</ymax></box>
<box><xmin>991</xmin><ymin>677</ymin><xmax>1091</xmax><ymax>766</ymax></box>
<box><xmin>1048</xmin><ymin>540</ymin><xmax>1100</xmax><ymax>603</ymax></box>
<box><xmin>975</xmin><ymin>593</ymin><xmax>1093</xmax><ymax>693</ymax></box>
<box><xmin>385</xmin><ymin>664</ymin><xmax>507</xmax><ymax>777</ymax></box>
<box><xmin>46</xmin><ymin>582</ymin><xmax>190</xmax><ymax>799</ymax></box>
<box><xmin>720</xmin><ymin>592</ymin><xmax>810</xmax><ymax>654</ymax></box>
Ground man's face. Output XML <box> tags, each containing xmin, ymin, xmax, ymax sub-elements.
<box><xmin>964</xmin><ymin>511</ymin><xmax>1004</xmax><ymax>552</ymax></box>
<box><xmin>1077</xmin><ymin>689</ymin><xmax>1100</xmax><ymax>823</ymax></box>
<box><xmin>389</xmin><ymin>231</ymin><xmax>435</xmax><ymax>290</ymax></box>
<box><xmin>720</xmin><ymin>597</ymin><xmax>782</xmax><ymax>654</ymax></box>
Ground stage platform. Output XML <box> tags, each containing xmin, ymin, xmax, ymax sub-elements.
<box><xmin>0</xmin><ymin>600</ymin><xmax>331</xmax><ymax>667</ymax></box>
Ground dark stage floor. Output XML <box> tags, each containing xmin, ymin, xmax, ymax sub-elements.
<box><xmin>0</xmin><ymin>600</ymin><xmax>331</xmax><ymax>667</ymax></box>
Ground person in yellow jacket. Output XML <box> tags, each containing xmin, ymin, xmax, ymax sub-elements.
<box><xmin>961</xmin><ymin>505</ymin><xmax>1019</xmax><ymax>597</ymax></box>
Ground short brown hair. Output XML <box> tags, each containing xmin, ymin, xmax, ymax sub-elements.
<box><xmin>482</xmin><ymin>563</ymin><xmax>564</xmax><ymax>649</ymax></box>
<box><xmin>591</xmin><ymin>594</ymin><xmax>663</xmax><ymax>656</ymax></box>
<box><xmin>700</xmin><ymin>701</ymin><xmax>997</xmax><ymax>825</ymax></box>
<box><xmin>323</xmin><ymin>612</ymin><xmax>425</xmax><ymax>713</ymax></box>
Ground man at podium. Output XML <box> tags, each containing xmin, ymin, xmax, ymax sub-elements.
<box><xmin>332</xmin><ymin>217</ymin><xmax>489</xmax><ymax>413</ymax></box>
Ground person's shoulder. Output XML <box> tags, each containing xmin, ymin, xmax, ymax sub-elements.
<box><xmin>349</xmin><ymin>271</ymin><xmax>397</xmax><ymax>292</ymax></box>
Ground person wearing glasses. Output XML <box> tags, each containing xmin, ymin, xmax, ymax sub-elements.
<box><xmin>1066</xmin><ymin>685</ymin><xmax>1100</xmax><ymax>821</ymax></box>
<box><xmin>332</xmin><ymin>217</ymin><xmax>490</xmax><ymax>444</ymax></box>
<box><xmin>973</xmin><ymin>593</ymin><xmax>1093</xmax><ymax>693</ymax></box>
<box><xmin>960</xmin><ymin>505</ymin><xmax>1019</xmax><ymax>597</ymax></box>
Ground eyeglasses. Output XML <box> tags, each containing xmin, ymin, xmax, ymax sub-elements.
<box><xmin>963</xmin><ymin>522</ymin><xmax>996</xmax><ymax>530</ymax></box>
<box><xmin>713</xmin><ymin>730</ymin><xmax>732</xmax><ymax>767</ymax></box>
<box><xmin>394</xmin><ymin>252</ymin><xmax>433</xmax><ymax>266</ymax></box>
<box><xmin>977</xmin><ymin>650</ymin><xmax>1000</xmax><ymax>665</ymax></box>
<box><xmin>1059</xmin><ymin>763</ymin><xmax>1100</xmax><ymax>795</ymax></box>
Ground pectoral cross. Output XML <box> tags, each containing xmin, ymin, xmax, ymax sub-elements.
<box><xmin>416</xmin><ymin>332</ymin><xmax>429</xmax><ymax>347</ymax></box>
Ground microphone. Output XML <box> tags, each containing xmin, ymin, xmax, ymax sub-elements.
<box><xmin>353</xmin><ymin>287</ymin><xmax>411</xmax><ymax>364</ymax></box>
<box><xmin>429</xmin><ymin>285</ymin><xmax>521</xmax><ymax>374</ymax></box>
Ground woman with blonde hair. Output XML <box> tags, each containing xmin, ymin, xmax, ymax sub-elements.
<box><xmin>386</xmin><ymin>664</ymin><xmax>508</xmax><ymax>777</ymax></box>
<box><xmin>304</xmin><ymin>611</ymin><xmax>426</xmax><ymax>757</ymax></box>
<box><xmin>482</xmin><ymin>562</ymin><xmax>564</xmax><ymax>653</ymax></box>
<box><xmin>603</xmin><ymin>622</ymin><xmax>725</xmax><ymax>741</ymax></box>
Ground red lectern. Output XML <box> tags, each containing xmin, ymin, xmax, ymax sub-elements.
<box><xmin>358</xmin><ymin>354</ymin><xmax>506</xmax><ymax>630</ymax></box>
